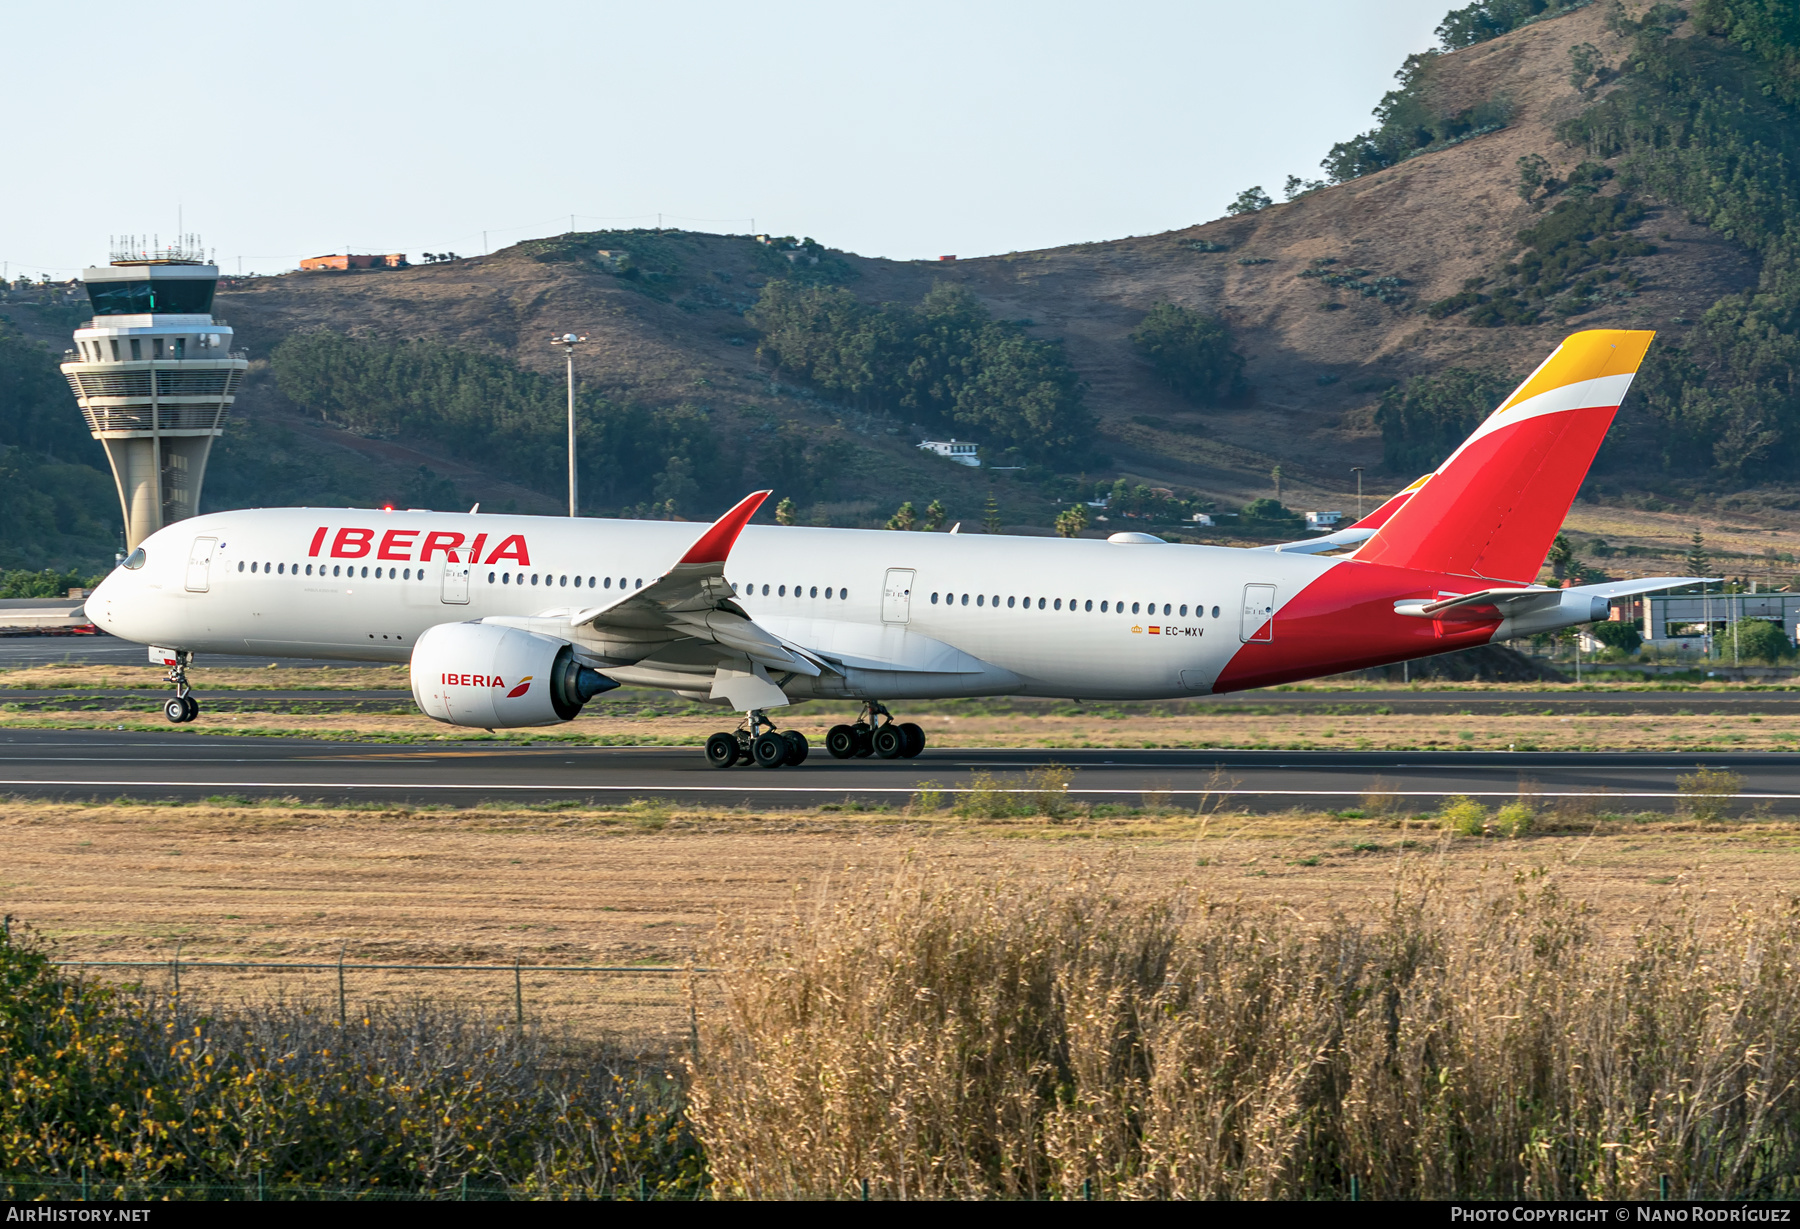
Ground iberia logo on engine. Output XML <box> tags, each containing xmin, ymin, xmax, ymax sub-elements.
<box><xmin>441</xmin><ymin>672</ymin><xmax>534</xmax><ymax>697</ymax></box>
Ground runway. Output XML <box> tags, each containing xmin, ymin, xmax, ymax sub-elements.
<box><xmin>4</xmin><ymin>729</ymin><xmax>1797</xmax><ymax>810</ymax></box>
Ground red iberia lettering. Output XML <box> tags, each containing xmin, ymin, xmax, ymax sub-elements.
<box><xmin>331</xmin><ymin>527</ymin><xmax>374</xmax><ymax>558</ymax></box>
<box><xmin>308</xmin><ymin>527</ymin><xmax>328</xmax><ymax>557</ymax></box>
<box><xmin>378</xmin><ymin>529</ymin><xmax>419</xmax><ymax>561</ymax></box>
<box><xmin>484</xmin><ymin>534</ymin><xmax>530</xmax><ymax>566</ymax></box>
<box><xmin>443</xmin><ymin>673</ymin><xmax>506</xmax><ymax>688</ymax></box>
<box><xmin>468</xmin><ymin>533</ymin><xmax>488</xmax><ymax>567</ymax></box>
<box><xmin>420</xmin><ymin>531</ymin><xmax>466</xmax><ymax>562</ymax></box>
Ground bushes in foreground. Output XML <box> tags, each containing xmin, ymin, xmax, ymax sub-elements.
<box><xmin>0</xmin><ymin>924</ymin><xmax>701</xmax><ymax>1199</ymax></box>
<box><xmin>690</xmin><ymin>862</ymin><xmax>1800</xmax><ymax>1199</ymax></box>
<box><xmin>15</xmin><ymin>857</ymin><xmax>1800</xmax><ymax>1200</ymax></box>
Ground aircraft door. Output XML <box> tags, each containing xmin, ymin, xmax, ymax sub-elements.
<box><xmin>184</xmin><ymin>537</ymin><xmax>216</xmax><ymax>592</ymax></box>
<box><xmin>882</xmin><ymin>568</ymin><xmax>915</xmax><ymax>624</ymax></box>
<box><xmin>1240</xmin><ymin>584</ymin><xmax>1275</xmax><ymax>643</ymax></box>
<box><xmin>441</xmin><ymin>563</ymin><xmax>470</xmax><ymax>605</ymax></box>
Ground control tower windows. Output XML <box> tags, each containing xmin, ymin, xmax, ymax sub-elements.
<box><xmin>86</xmin><ymin>278</ymin><xmax>216</xmax><ymax>316</ymax></box>
<box><xmin>129</xmin><ymin>340</ymin><xmax>141</xmax><ymax>360</ymax></box>
<box><xmin>109</xmin><ymin>340</ymin><xmax>119</xmax><ymax>360</ymax></box>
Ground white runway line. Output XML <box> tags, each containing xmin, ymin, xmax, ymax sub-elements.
<box><xmin>0</xmin><ymin>778</ymin><xmax>1783</xmax><ymax>799</ymax></box>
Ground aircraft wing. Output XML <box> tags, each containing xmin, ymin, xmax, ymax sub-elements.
<box><xmin>562</xmin><ymin>491</ymin><xmax>823</xmax><ymax>678</ymax></box>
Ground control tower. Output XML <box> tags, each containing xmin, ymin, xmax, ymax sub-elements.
<box><xmin>60</xmin><ymin>238</ymin><xmax>248</xmax><ymax>550</ymax></box>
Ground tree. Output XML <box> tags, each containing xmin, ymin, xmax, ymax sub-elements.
<box><xmin>982</xmin><ymin>494</ymin><xmax>1002</xmax><ymax>535</ymax></box>
<box><xmin>1127</xmin><ymin>304</ymin><xmax>1248</xmax><ymax>406</ymax></box>
<box><xmin>1226</xmin><ymin>186</ymin><xmax>1272</xmax><ymax>216</ymax></box>
<box><xmin>746</xmin><ymin>281</ymin><xmax>1094</xmax><ymax>464</ymax></box>
<box><xmin>1516</xmin><ymin>153</ymin><xmax>1549</xmax><ymax>205</ymax></box>
<box><xmin>1283</xmin><ymin>175</ymin><xmax>1325</xmax><ymax>201</ymax></box>
<box><xmin>1053</xmin><ymin>504</ymin><xmax>1088</xmax><ymax>538</ymax></box>
<box><xmin>1567</xmin><ymin>42</ymin><xmax>1601</xmax><ymax>93</ymax></box>
<box><xmin>923</xmin><ymin>499</ymin><xmax>946</xmax><ymax>531</ymax></box>
<box><xmin>1589</xmin><ymin>620</ymin><xmax>1643</xmax><ymax>655</ymax></box>
<box><xmin>885</xmin><ymin>501</ymin><xmax>916</xmax><ymax>531</ymax></box>
<box><xmin>1684</xmin><ymin>529</ymin><xmax>1710</xmax><ymax>577</ymax></box>
<box><xmin>1270</xmin><ymin>465</ymin><xmax>1282</xmax><ymax>500</ymax></box>
<box><xmin>1374</xmin><ymin>368</ymin><xmax>1510</xmax><ymax>473</ymax></box>
<box><xmin>1734</xmin><ymin>618</ymin><xmax>1792</xmax><ymax>662</ymax></box>
<box><xmin>1546</xmin><ymin>533</ymin><xmax>1576</xmax><ymax>579</ymax></box>
<box><xmin>774</xmin><ymin>497</ymin><xmax>798</xmax><ymax>526</ymax></box>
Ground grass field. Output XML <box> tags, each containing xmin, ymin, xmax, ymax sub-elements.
<box><xmin>8</xmin><ymin>790</ymin><xmax>1799</xmax><ymax>1037</ymax></box>
<box><xmin>7</xmin><ymin>662</ymin><xmax>1800</xmax><ymax>751</ymax></box>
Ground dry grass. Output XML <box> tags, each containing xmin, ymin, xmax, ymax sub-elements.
<box><xmin>690</xmin><ymin>860</ymin><xmax>1800</xmax><ymax>1199</ymax></box>
<box><xmin>8</xmin><ymin>692</ymin><xmax>1800</xmax><ymax>752</ymax></box>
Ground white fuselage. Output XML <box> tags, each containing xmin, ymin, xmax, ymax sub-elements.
<box><xmin>88</xmin><ymin>508</ymin><xmax>1348</xmax><ymax>701</ymax></box>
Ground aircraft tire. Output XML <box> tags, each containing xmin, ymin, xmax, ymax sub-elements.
<box><xmin>852</xmin><ymin>722</ymin><xmax>874</xmax><ymax>758</ymax></box>
<box><xmin>705</xmin><ymin>732</ymin><xmax>740</xmax><ymax>769</ymax></box>
<box><xmin>752</xmin><ymin>731</ymin><xmax>790</xmax><ymax>769</ymax></box>
<box><xmin>899</xmin><ymin>722</ymin><xmax>926</xmax><ymax>758</ymax></box>
<box><xmin>782</xmin><ymin>730</ymin><xmax>810</xmax><ymax>765</ymax></box>
<box><xmin>871</xmin><ymin>724</ymin><xmax>906</xmax><ymax>759</ymax></box>
<box><xmin>164</xmin><ymin>698</ymin><xmax>189</xmax><ymax>724</ymax></box>
<box><xmin>825</xmin><ymin>724</ymin><xmax>857</xmax><ymax>759</ymax></box>
<box><xmin>184</xmin><ymin>696</ymin><xmax>200</xmax><ymax>722</ymax></box>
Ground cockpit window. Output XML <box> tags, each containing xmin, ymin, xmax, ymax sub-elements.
<box><xmin>122</xmin><ymin>548</ymin><xmax>147</xmax><ymax>570</ymax></box>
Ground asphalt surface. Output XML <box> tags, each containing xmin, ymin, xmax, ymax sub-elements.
<box><xmin>2</xmin><ymin>729</ymin><xmax>1796</xmax><ymax>810</ymax></box>
<box><xmin>0</xmin><ymin>633</ymin><xmax>334</xmax><ymax>669</ymax></box>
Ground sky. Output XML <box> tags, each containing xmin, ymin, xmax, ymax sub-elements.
<box><xmin>1</xmin><ymin>0</ymin><xmax>1453</xmax><ymax>278</ymax></box>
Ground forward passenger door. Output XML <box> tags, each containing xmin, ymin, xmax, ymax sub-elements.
<box><xmin>441</xmin><ymin>562</ymin><xmax>470</xmax><ymax>605</ymax></box>
<box><xmin>184</xmin><ymin>537</ymin><xmax>215</xmax><ymax>593</ymax></box>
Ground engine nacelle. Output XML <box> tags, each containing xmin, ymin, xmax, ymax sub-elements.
<box><xmin>411</xmin><ymin>621</ymin><xmax>618</xmax><ymax>728</ymax></box>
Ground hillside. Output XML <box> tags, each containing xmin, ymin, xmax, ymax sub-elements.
<box><xmin>3</xmin><ymin>0</ymin><xmax>1796</xmax><ymax>586</ymax></box>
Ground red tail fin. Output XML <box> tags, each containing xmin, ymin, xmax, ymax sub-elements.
<box><xmin>1355</xmin><ymin>329</ymin><xmax>1654</xmax><ymax>583</ymax></box>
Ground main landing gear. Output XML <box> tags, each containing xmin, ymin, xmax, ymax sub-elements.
<box><xmin>162</xmin><ymin>650</ymin><xmax>201</xmax><ymax>724</ymax></box>
<box><xmin>825</xmin><ymin>702</ymin><xmax>925</xmax><ymax>761</ymax></box>
<box><xmin>705</xmin><ymin>709</ymin><xmax>810</xmax><ymax>770</ymax></box>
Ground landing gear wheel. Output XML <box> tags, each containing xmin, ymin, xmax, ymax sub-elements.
<box><xmin>872</xmin><ymin>724</ymin><xmax>906</xmax><ymax>759</ymax></box>
<box><xmin>705</xmin><ymin>732</ymin><xmax>740</xmax><ymax>769</ymax></box>
<box><xmin>899</xmin><ymin>722</ymin><xmax>926</xmax><ymax>758</ymax></box>
<box><xmin>752</xmin><ymin>731</ymin><xmax>790</xmax><ymax>769</ymax></box>
<box><xmin>164</xmin><ymin>697</ymin><xmax>190</xmax><ymax>724</ymax></box>
<box><xmin>825</xmin><ymin>724</ymin><xmax>857</xmax><ymax>759</ymax></box>
<box><xmin>852</xmin><ymin>722</ymin><xmax>874</xmax><ymax>758</ymax></box>
<box><xmin>781</xmin><ymin>730</ymin><xmax>810</xmax><ymax>766</ymax></box>
<box><xmin>184</xmin><ymin>696</ymin><xmax>200</xmax><ymax>722</ymax></box>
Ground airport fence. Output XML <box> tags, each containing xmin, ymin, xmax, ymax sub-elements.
<box><xmin>53</xmin><ymin>951</ymin><xmax>706</xmax><ymax>1046</ymax></box>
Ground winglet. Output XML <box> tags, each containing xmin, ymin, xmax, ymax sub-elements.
<box><xmin>678</xmin><ymin>490</ymin><xmax>772</xmax><ymax>565</ymax></box>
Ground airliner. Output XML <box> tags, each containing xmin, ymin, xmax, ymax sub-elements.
<box><xmin>87</xmin><ymin>329</ymin><xmax>1698</xmax><ymax>769</ymax></box>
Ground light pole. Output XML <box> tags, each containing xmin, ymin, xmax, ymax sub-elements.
<box><xmin>553</xmin><ymin>332</ymin><xmax>587</xmax><ymax>517</ymax></box>
<box><xmin>1351</xmin><ymin>467</ymin><xmax>1364</xmax><ymax>519</ymax></box>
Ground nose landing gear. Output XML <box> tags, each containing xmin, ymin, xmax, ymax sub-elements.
<box><xmin>826</xmin><ymin>702</ymin><xmax>924</xmax><ymax>760</ymax></box>
<box><xmin>705</xmin><ymin>709</ymin><xmax>809</xmax><ymax>769</ymax></box>
<box><xmin>163</xmin><ymin>651</ymin><xmax>200</xmax><ymax>724</ymax></box>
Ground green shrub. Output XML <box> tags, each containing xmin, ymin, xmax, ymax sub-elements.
<box><xmin>1440</xmin><ymin>795</ymin><xmax>1489</xmax><ymax>836</ymax></box>
<box><xmin>1374</xmin><ymin>368</ymin><xmax>1512</xmax><ymax>473</ymax></box>
<box><xmin>1732</xmin><ymin>618</ymin><xmax>1792</xmax><ymax>662</ymax></box>
<box><xmin>1589</xmin><ymin>621</ymin><xmax>1643</xmax><ymax>654</ymax></box>
<box><xmin>1494</xmin><ymin>802</ymin><xmax>1535</xmax><ymax>837</ymax></box>
<box><xmin>0</xmin><ymin>923</ymin><xmax>701</xmax><ymax>1198</ymax></box>
<box><xmin>747</xmin><ymin>282</ymin><xmax>1093</xmax><ymax>465</ymax></box>
<box><xmin>1128</xmin><ymin>304</ymin><xmax>1248</xmax><ymax>406</ymax></box>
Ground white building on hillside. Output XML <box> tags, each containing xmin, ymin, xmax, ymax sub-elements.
<box><xmin>918</xmin><ymin>438</ymin><xmax>980</xmax><ymax>467</ymax></box>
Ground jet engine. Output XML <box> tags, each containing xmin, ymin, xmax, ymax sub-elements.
<box><xmin>411</xmin><ymin>621</ymin><xmax>618</xmax><ymax>728</ymax></box>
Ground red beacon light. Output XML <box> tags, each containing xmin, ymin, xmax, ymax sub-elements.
<box><xmin>383</xmin><ymin>505</ymin><xmax>394</xmax><ymax>512</ymax></box>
